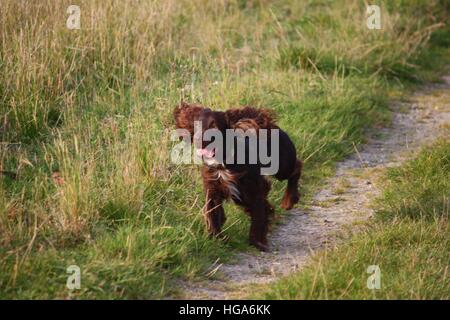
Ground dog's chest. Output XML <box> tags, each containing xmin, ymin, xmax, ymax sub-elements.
<box><xmin>215</xmin><ymin>170</ymin><xmax>241</xmax><ymax>201</ymax></box>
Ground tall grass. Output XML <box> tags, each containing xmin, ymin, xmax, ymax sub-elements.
<box><xmin>0</xmin><ymin>0</ymin><xmax>449</xmax><ymax>298</ymax></box>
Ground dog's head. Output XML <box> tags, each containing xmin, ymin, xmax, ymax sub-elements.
<box><xmin>195</xmin><ymin>109</ymin><xmax>263</xmax><ymax>168</ymax></box>
<box><xmin>174</xmin><ymin>103</ymin><xmax>269</xmax><ymax>168</ymax></box>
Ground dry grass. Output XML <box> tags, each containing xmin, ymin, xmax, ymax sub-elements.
<box><xmin>0</xmin><ymin>0</ymin><xmax>448</xmax><ymax>298</ymax></box>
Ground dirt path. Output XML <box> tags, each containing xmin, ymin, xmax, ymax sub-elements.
<box><xmin>178</xmin><ymin>74</ymin><xmax>450</xmax><ymax>299</ymax></box>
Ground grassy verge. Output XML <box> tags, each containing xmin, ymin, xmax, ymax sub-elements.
<box><xmin>255</xmin><ymin>138</ymin><xmax>450</xmax><ymax>299</ymax></box>
<box><xmin>0</xmin><ymin>0</ymin><xmax>449</xmax><ymax>298</ymax></box>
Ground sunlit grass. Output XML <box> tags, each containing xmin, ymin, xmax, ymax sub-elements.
<box><xmin>0</xmin><ymin>0</ymin><xmax>449</xmax><ymax>298</ymax></box>
<box><xmin>255</xmin><ymin>139</ymin><xmax>450</xmax><ymax>299</ymax></box>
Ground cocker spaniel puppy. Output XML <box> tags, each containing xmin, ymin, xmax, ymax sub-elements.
<box><xmin>173</xmin><ymin>102</ymin><xmax>302</xmax><ymax>251</ymax></box>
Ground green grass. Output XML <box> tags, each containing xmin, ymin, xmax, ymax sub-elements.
<box><xmin>0</xmin><ymin>0</ymin><xmax>449</xmax><ymax>298</ymax></box>
<box><xmin>255</xmin><ymin>139</ymin><xmax>450</xmax><ymax>299</ymax></box>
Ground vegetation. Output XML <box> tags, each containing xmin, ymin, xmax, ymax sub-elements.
<box><xmin>256</xmin><ymin>139</ymin><xmax>449</xmax><ymax>299</ymax></box>
<box><xmin>0</xmin><ymin>0</ymin><xmax>448</xmax><ymax>298</ymax></box>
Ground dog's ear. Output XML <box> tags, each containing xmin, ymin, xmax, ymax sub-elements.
<box><xmin>232</xmin><ymin>118</ymin><xmax>260</xmax><ymax>137</ymax></box>
<box><xmin>173</xmin><ymin>103</ymin><xmax>204</xmax><ymax>125</ymax></box>
<box><xmin>232</xmin><ymin>118</ymin><xmax>260</xmax><ymax>131</ymax></box>
<box><xmin>173</xmin><ymin>103</ymin><xmax>206</xmax><ymax>144</ymax></box>
<box><xmin>255</xmin><ymin>108</ymin><xmax>277</xmax><ymax>129</ymax></box>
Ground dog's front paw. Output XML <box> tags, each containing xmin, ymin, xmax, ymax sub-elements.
<box><xmin>281</xmin><ymin>192</ymin><xmax>300</xmax><ymax>210</ymax></box>
<box><xmin>250</xmin><ymin>240</ymin><xmax>270</xmax><ymax>252</ymax></box>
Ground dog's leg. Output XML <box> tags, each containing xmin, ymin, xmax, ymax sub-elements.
<box><xmin>204</xmin><ymin>190</ymin><xmax>227</xmax><ymax>238</ymax></box>
<box><xmin>239</xmin><ymin>177</ymin><xmax>273</xmax><ymax>251</ymax></box>
<box><xmin>281</xmin><ymin>159</ymin><xmax>302</xmax><ymax>210</ymax></box>
<box><xmin>248</xmin><ymin>198</ymin><xmax>273</xmax><ymax>252</ymax></box>
<box><xmin>202</xmin><ymin>166</ymin><xmax>227</xmax><ymax>238</ymax></box>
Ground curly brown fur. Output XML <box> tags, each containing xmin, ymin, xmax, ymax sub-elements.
<box><xmin>225</xmin><ymin>106</ymin><xmax>278</xmax><ymax>130</ymax></box>
<box><xmin>173</xmin><ymin>102</ymin><xmax>205</xmax><ymax>139</ymax></box>
<box><xmin>173</xmin><ymin>103</ymin><xmax>302</xmax><ymax>251</ymax></box>
<box><xmin>173</xmin><ymin>103</ymin><xmax>278</xmax><ymax>134</ymax></box>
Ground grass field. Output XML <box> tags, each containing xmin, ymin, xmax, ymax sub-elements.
<box><xmin>0</xmin><ymin>0</ymin><xmax>449</xmax><ymax>298</ymax></box>
<box><xmin>255</xmin><ymin>138</ymin><xmax>450</xmax><ymax>299</ymax></box>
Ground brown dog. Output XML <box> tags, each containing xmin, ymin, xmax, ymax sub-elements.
<box><xmin>173</xmin><ymin>102</ymin><xmax>302</xmax><ymax>251</ymax></box>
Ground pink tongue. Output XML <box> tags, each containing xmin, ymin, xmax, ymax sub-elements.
<box><xmin>197</xmin><ymin>148</ymin><xmax>215</xmax><ymax>158</ymax></box>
